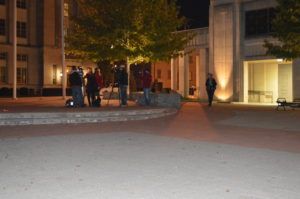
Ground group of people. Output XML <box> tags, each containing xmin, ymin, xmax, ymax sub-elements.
<box><xmin>69</xmin><ymin>65</ymin><xmax>153</xmax><ymax>108</ymax></box>
<box><xmin>69</xmin><ymin>66</ymin><xmax>103</xmax><ymax>108</ymax></box>
<box><xmin>70</xmin><ymin>64</ymin><xmax>217</xmax><ymax>108</ymax></box>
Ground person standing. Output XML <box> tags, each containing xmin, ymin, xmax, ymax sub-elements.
<box><xmin>116</xmin><ymin>65</ymin><xmax>128</xmax><ymax>107</ymax></box>
<box><xmin>84</xmin><ymin>67</ymin><xmax>98</xmax><ymax>107</ymax></box>
<box><xmin>69</xmin><ymin>66</ymin><xmax>84</xmax><ymax>107</ymax></box>
<box><xmin>139</xmin><ymin>69</ymin><xmax>152</xmax><ymax>106</ymax></box>
<box><xmin>205</xmin><ymin>73</ymin><xmax>217</xmax><ymax>107</ymax></box>
<box><xmin>94</xmin><ymin>68</ymin><xmax>104</xmax><ymax>96</ymax></box>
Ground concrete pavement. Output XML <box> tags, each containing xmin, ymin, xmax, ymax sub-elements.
<box><xmin>1</xmin><ymin>102</ymin><xmax>300</xmax><ymax>198</ymax></box>
<box><xmin>1</xmin><ymin>132</ymin><xmax>300</xmax><ymax>199</ymax></box>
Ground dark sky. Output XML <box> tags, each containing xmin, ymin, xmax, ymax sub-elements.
<box><xmin>177</xmin><ymin>0</ymin><xmax>210</xmax><ymax>29</ymax></box>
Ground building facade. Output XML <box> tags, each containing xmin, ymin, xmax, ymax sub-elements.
<box><xmin>153</xmin><ymin>0</ymin><xmax>300</xmax><ymax>103</ymax></box>
<box><xmin>0</xmin><ymin>0</ymin><xmax>97</xmax><ymax>96</ymax></box>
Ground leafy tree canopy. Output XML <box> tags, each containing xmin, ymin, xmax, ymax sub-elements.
<box><xmin>66</xmin><ymin>0</ymin><xmax>193</xmax><ymax>64</ymax></box>
<box><xmin>264</xmin><ymin>0</ymin><xmax>300</xmax><ymax>60</ymax></box>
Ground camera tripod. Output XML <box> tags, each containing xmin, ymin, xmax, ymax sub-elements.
<box><xmin>106</xmin><ymin>83</ymin><xmax>121</xmax><ymax>106</ymax></box>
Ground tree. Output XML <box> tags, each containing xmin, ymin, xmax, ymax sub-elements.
<box><xmin>66</xmin><ymin>0</ymin><xmax>193</xmax><ymax>64</ymax></box>
<box><xmin>264</xmin><ymin>0</ymin><xmax>300</xmax><ymax>60</ymax></box>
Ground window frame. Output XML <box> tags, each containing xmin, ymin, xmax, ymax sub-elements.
<box><xmin>17</xmin><ymin>0</ymin><xmax>26</xmax><ymax>9</ymax></box>
<box><xmin>245</xmin><ymin>8</ymin><xmax>276</xmax><ymax>38</ymax></box>
<box><xmin>17</xmin><ymin>21</ymin><xmax>27</xmax><ymax>38</ymax></box>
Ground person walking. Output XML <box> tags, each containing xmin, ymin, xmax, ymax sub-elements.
<box><xmin>116</xmin><ymin>65</ymin><xmax>128</xmax><ymax>107</ymax></box>
<box><xmin>205</xmin><ymin>73</ymin><xmax>217</xmax><ymax>107</ymax></box>
<box><xmin>84</xmin><ymin>67</ymin><xmax>98</xmax><ymax>107</ymax></box>
<box><xmin>69</xmin><ymin>66</ymin><xmax>84</xmax><ymax>107</ymax></box>
<box><xmin>139</xmin><ymin>69</ymin><xmax>152</xmax><ymax>106</ymax></box>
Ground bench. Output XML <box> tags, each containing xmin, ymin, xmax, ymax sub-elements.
<box><xmin>276</xmin><ymin>98</ymin><xmax>300</xmax><ymax>111</ymax></box>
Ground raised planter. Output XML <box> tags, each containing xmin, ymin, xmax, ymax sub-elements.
<box><xmin>131</xmin><ymin>92</ymin><xmax>181</xmax><ymax>108</ymax></box>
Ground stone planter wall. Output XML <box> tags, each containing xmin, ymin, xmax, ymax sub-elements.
<box><xmin>131</xmin><ymin>92</ymin><xmax>181</xmax><ymax>108</ymax></box>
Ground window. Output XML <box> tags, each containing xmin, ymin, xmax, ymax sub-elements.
<box><xmin>157</xmin><ymin>69</ymin><xmax>162</xmax><ymax>79</ymax></box>
<box><xmin>17</xmin><ymin>21</ymin><xmax>26</xmax><ymax>38</ymax></box>
<box><xmin>53</xmin><ymin>65</ymin><xmax>57</xmax><ymax>85</ymax></box>
<box><xmin>0</xmin><ymin>19</ymin><xmax>5</xmax><ymax>35</ymax></box>
<box><xmin>17</xmin><ymin>68</ymin><xmax>27</xmax><ymax>84</ymax></box>
<box><xmin>0</xmin><ymin>66</ymin><xmax>7</xmax><ymax>83</ymax></box>
<box><xmin>0</xmin><ymin>0</ymin><xmax>5</xmax><ymax>5</ymax></box>
<box><xmin>17</xmin><ymin>54</ymin><xmax>27</xmax><ymax>61</ymax></box>
<box><xmin>17</xmin><ymin>0</ymin><xmax>26</xmax><ymax>9</ymax></box>
<box><xmin>167</xmin><ymin>70</ymin><xmax>171</xmax><ymax>80</ymax></box>
<box><xmin>245</xmin><ymin>8</ymin><xmax>276</xmax><ymax>37</ymax></box>
<box><xmin>64</xmin><ymin>3</ymin><xmax>69</xmax><ymax>17</ymax></box>
<box><xmin>17</xmin><ymin>54</ymin><xmax>27</xmax><ymax>84</ymax></box>
<box><xmin>0</xmin><ymin>52</ymin><xmax>6</xmax><ymax>60</ymax></box>
<box><xmin>0</xmin><ymin>52</ymin><xmax>7</xmax><ymax>83</ymax></box>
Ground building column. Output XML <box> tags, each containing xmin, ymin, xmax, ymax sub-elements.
<box><xmin>170</xmin><ymin>58</ymin><xmax>177</xmax><ymax>91</ymax></box>
<box><xmin>184</xmin><ymin>55</ymin><xmax>189</xmax><ymax>97</ymax></box>
<box><xmin>196</xmin><ymin>49</ymin><xmax>208</xmax><ymax>100</ymax></box>
<box><xmin>178</xmin><ymin>53</ymin><xmax>189</xmax><ymax>97</ymax></box>
<box><xmin>209</xmin><ymin>0</ymin><xmax>215</xmax><ymax>74</ymax></box>
<box><xmin>233</xmin><ymin>0</ymin><xmax>242</xmax><ymax>102</ymax></box>
<box><xmin>12</xmin><ymin>0</ymin><xmax>17</xmax><ymax>99</ymax></box>
<box><xmin>293</xmin><ymin>59</ymin><xmax>300</xmax><ymax>100</ymax></box>
<box><xmin>61</xmin><ymin>0</ymin><xmax>66</xmax><ymax>99</ymax></box>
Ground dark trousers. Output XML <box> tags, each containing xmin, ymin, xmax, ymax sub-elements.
<box><xmin>206</xmin><ymin>89</ymin><xmax>215</xmax><ymax>106</ymax></box>
<box><xmin>119</xmin><ymin>85</ymin><xmax>127</xmax><ymax>105</ymax></box>
<box><xmin>86</xmin><ymin>91</ymin><xmax>95</xmax><ymax>107</ymax></box>
<box><xmin>72</xmin><ymin>86</ymin><xmax>84</xmax><ymax>107</ymax></box>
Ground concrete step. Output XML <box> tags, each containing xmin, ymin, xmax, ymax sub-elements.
<box><xmin>0</xmin><ymin>108</ymin><xmax>177</xmax><ymax>126</ymax></box>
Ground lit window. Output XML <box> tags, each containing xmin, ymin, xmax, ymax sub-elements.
<box><xmin>0</xmin><ymin>19</ymin><xmax>5</xmax><ymax>35</ymax></box>
<box><xmin>17</xmin><ymin>0</ymin><xmax>26</xmax><ymax>9</ymax></box>
<box><xmin>64</xmin><ymin>3</ymin><xmax>69</xmax><ymax>17</ymax></box>
<box><xmin>17</xmin><ymin>54</ymin><xmax>28</xmax><ymax>84</ymax></box>
<box><xmin>53</xmin><ymin>65</ymin><xmax>57</xmax><ymax>85</ymax></box>
<box><xmin>17</xmin><ymin>68</ymin><xmax>27</xmax><ymax>84</ymax></box>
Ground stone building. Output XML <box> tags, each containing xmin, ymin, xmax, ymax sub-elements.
<box><xmin>153</xmin><ymin>0</ymin><xmax>300</xmax><ymax>104</ymax></box>
<box><xmin>0</xmin><ymin>0</ymin><xmax>97</xmax><ymax>97</ymax></box>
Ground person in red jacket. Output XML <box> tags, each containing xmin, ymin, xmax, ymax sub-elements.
<box><xmin>94</xmin><ymin>68</ymin><xmax>104</xmax><ymax>96</ymax></box>
<box><xmin>139</xmin><ymin>69</ymin><xmax>152</xmax><ymax>106</ymax></box>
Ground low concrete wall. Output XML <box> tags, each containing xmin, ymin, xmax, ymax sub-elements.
<box><xmin>131</xmin><ymin>92</ymin><xmax>181</xmax><ymax>108</ymax></box>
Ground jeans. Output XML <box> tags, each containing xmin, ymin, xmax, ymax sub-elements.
<box><xmin>119</xmin><ymin>85</ymin><xmax>127</xmax><ymax>105</ymax></box>
<box><xmin>143</xmin><ymin>88</ymin><xmax>151</xmax><ymax>106</ymax></box>
<box><xmin>72</xmin><ymin>86</ymin><xmax>84</xmax><ymax>107</ymax></box>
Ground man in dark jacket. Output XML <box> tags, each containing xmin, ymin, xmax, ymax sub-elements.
<box><xmin>139</xmin><ymin>69</ymin><xmax>152</xmax><ymax>106</ymax></box>
<box><xmin>69</xmin><ymin>66</ymin><xmax>84</xmax><ymax>107</ymax></box>
<box><xmin>205</xmin><ymin>73</ymin><xmax>217</xmax><ymax>107</ymax></box>
<box><xmin>84</xmin><ymin>67</ymin><xmax>98</xmax><ymax>107</ymax></box>
<box><xmin>116</xmin><ymin>65</ymin><xmax>128</xmax><ymax>107</ymax></box>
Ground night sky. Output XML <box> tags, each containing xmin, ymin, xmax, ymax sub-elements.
<box><xmin>178</xmin><ymin>0</ymin><xmax>210</xmax><ymax>29</ymax></box>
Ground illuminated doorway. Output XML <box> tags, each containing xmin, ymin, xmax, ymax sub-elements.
<box><xmin>244</xmin><ymin>60</ymin><xmax>293</xmax><ymax>104</ymax></box>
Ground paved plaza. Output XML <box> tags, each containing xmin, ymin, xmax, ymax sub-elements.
<box><xmin>1</xmin><ymin>99</ymin><xmax>300</xmax><ymax>199</ymax></box>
